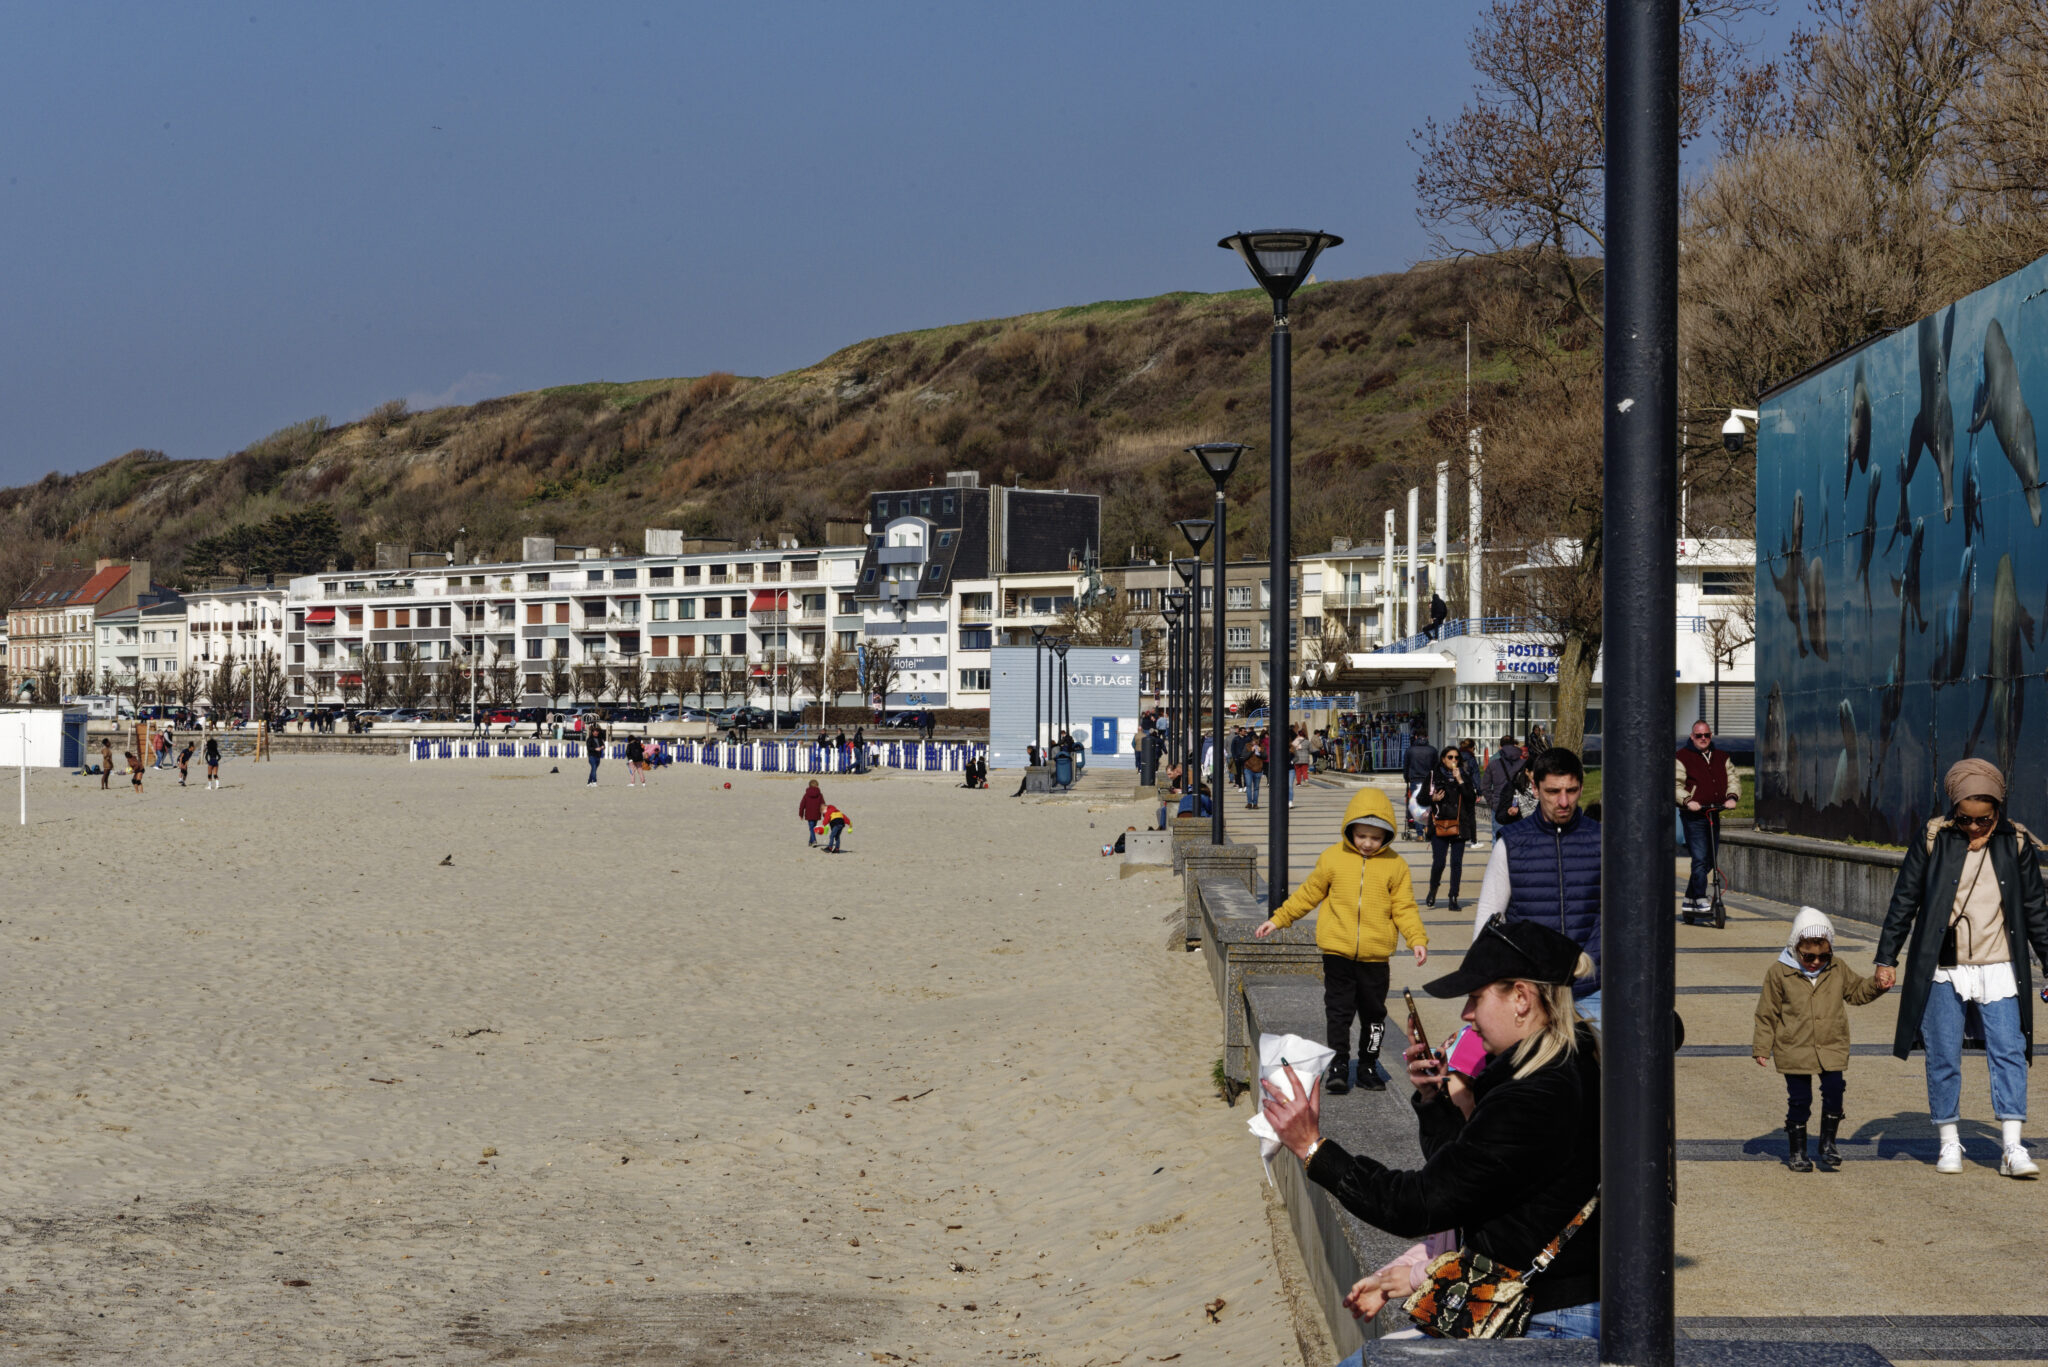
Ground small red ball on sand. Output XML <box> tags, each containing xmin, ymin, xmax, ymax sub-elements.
<box><xmin>723</xmin><ymin>782</ymin><xmax>731</xmax><ymax>789</ymax></box>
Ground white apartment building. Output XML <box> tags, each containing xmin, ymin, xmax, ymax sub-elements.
<box><xmin>283</xmin><ymin>532</ymin><xmax>864</xmax><ymax>708</ymax></box>
<box><xmin>183</xmin><ymin>584</ymin><xmax>291</xmax><ymax>672</ymax></box>
<box><xmin>94</xmin><ymin>598</ymin><xmax>188</xmax><ymax>701</ymax></box>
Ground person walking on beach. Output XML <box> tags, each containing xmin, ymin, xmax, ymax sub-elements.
<box><xmin>799</xmin><ymin>779</ymin><xmax>825</xmax><ymax>846</ymax></box>
<box><xmin>1472</xmin><ymin>748</ymin><xmax>1604</xmax><ymax>1025</ymax></box>
<box><xmin>1754</xmin><ymin>907</ymin><xmax>1889</xmax><ymax>1171</ymax></box>
<box><xmin>1403</xmin><ymin>727</ymin><xmax>1440</xmax><ymax>841</ymax></box>
<box><xmin>204</xmin><ymin>736</ymin><xmax>221</xmax><ymax>790</ymax></box>
<box><xmin>1243</xmin><ymin>735</ymin><xmax>1267</xmax><ymax>809</ymax></box>
<box><xmin>1482</xmin><ymin>735</ymin><xmax>1524</xmax><ymax>815</ymax></box>
<box><xmin>1426</xmin><ymin>745</ymin><xmax>1479</xmax><ymax>911</ymax></box>
<box><xmin>99</xmin><ymin>739</ymin><xmax>113</xmax><ymax>790</ymax></box>
<box><xmin>177</xmin><ymin>740</ymin><xmax>194</xmax><ymax>787</ymax></box>
<box><xmin>1254</xmin><ymin>788</ymin><xmax>1428</xmax><ymax>1093</ymax></box>
<box><xmin>1875</xmin><ymin>758</ymin><xmax>2048</xmax><ymax>1177</ymax></box>
<box><xmin>624</xmin><ymin>733</ymin><xmax>645</xmax><ymax>787</ymax></box>
<box><xmin>585</xmin><ymin>718</ymin><xmax>606</xmax><ymax>787</ymax></box>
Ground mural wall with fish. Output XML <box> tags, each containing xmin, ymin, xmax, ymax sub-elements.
<box><xmin>1759</xmin><ymin>252</ymin><xmax>2048</xmax><ymax>842</ymax></box>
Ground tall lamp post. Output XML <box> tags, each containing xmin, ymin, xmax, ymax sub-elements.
<box><xmin>1173</xmin><ymin>530</ymin><xmax>1213</xmax><ymax>817</ymax></box>
<box><xmin>1603</xmin><ymin>3</ymin><xmax>1681</xmax><ymax>1363</ymax></box>
<box><xmin>1050</xmin><ymin>639</ymin><xmax>1071</xmax><ymax>753</ymax></box>
<box><xmin>1171</xmin><ymin>559</ymin><xmax>1199</xmax><ymax>774</ymax></box>
<box><xmin>1188</xmin><ymin>443</ymin><xmax>1245</xmax><ymax>845</ymax></box>
<box><xmin>1162</xmin><ymin>591</ymin><xmax>1188</xmax><ymax>771</ymax></box>
<box><xmin>1220</xmin><ymin>229</ymin><xmax>1341</xmax><ymax>908</ymax></box>
<box><xmin>1030</xmin><ymin>624</ymin><xmax>1047</xmax><ymax>765</ymax></box>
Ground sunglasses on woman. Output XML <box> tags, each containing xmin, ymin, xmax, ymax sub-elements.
<box><xmin>1955</xmin><ymin>812</ymin><xmax>1999</xmax><ymax>832</ymax></box>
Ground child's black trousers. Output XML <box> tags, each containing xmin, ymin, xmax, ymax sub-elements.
<box><xmin>1783</xmin><ymin>1070</ymin><xmax>1845</xmax><ymax>1126</ymax></box>
<box><xmin>1322</xmin><ymin>956</ymin><xmax>1390</xmax><ymax>1064</ymax></box>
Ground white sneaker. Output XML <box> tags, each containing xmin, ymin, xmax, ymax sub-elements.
<box><xmin>1936</xmin><ymin>1143</ymin><xmax>1965</xmax><ymax>1174</ymax></box>
<box><xmin>2002</xmin><ymin>1146</ymin><xmax>2040</xmax><ymax>1178</ymax></box>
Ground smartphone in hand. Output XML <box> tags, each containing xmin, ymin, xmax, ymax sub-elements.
<box><xmin>1403</xmin><ymin>988</ymin><xmax>1430</xmax><ymax>1052</ymax></box>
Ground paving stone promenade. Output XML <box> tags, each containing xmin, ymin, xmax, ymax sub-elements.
<box><xmin>1216</xmin><ymin>769</ymin><xmax>2047</xmax><ymax>1367</ymax></box>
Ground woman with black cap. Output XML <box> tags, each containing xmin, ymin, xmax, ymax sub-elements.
<box><xmin>1875</xmin><ymin>757</ymin><xmax>2048</xmax><ymax>1178</ymax></box>
<box><xmin>1260</xmin><ymin>918</ymin><xmax>1601</xmax><ymax>1343</ymax></box>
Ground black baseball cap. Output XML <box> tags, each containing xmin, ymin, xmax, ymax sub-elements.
<box><xmin>1423</xmin><ymin>918</ymin><xmax>1584</xmax><ymax>998</ymax></box>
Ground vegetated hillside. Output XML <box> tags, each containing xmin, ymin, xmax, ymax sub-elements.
<box><xmin>0</xmin><ymin>260</ymin><xmax>1519</xmax><ymax>606</ymax></box>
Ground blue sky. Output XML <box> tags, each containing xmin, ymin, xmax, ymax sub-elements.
<box><xmin>0</xmin><ymin>2</ymin><xmax>1799</xmax><ymax>485</ymax></box>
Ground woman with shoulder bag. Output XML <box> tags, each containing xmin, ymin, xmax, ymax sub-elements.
<box><xmin>1261</xmin><ymin>918</ymin><xmax>1601</xmax><ymax>1345</ymax></box>
<box><xmin>1427</xmin><ymin>746</ymin><xmax>1479</xmax><ymax>910</ymax></box>
<box><xmin>1875</xmin><ymin>758</ymin><xmax>2048</xmax><ymax>1177</ymax></box>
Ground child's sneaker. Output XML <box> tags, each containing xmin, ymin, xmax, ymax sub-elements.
<box><xmin>1322</xmin><ymin>1059</ymin><xmax>1352</xmax><ymax>1096</ymax></box>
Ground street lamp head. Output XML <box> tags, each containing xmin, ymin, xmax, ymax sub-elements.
<box><xmin>1218</xmin><ymin>230</ymin><xmax>1343</xmax><ymax>306</ymax></box>
<box><xmin>1163</xmin><ymin>589</ymin><xmax>1188</xmax><ymax>614</ymax></box>
<box><xmin>1188</xmin><ymin>442</ymin><xmax>1248</xmax><ymax>487</ymax></box>
<box><xmin>1173</xmin><ymin>557</ymin><xmax>1199</xmax><ymax>586</ymax></box>
<box><xmin>1051</xmin><ymin>639</ymin><xmax>1070</xmax><ymax>659</ymax></box>
<box><xmin>1031</xmin><ymin>625</ymin><xmax>1048</xmax><ymax>644</ymax></box>
<box><xmin>1174</xmin><ymin>518</ymin><xmax>1215</xmax><ymax>554</ymax></box>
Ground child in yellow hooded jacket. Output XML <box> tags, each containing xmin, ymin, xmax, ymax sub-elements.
<box><xmin>1254</xmin><ymin>787</ymin><xmax>1428</xmax><ymax>1093</ymax></box>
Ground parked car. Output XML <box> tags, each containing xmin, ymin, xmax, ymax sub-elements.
<box><xmin>484</xmin><ymin>710</ymin><xmax>519</xmax><ymax>724</ymax></box>
<box><xmin>883</xmin><ymin>710</ymin><xmax>937</xmax><ymax>730</ymax></box>
<box><xmin>712</xmin><ymin>706</ymin><xmax>775</xmax><ymax>730</ymax></box>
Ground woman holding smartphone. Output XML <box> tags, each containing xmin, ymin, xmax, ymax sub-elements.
<box><xmin>1260</xmin><ymin>919</ymin><xmax>1602</xmax><ymax>1344</ymax></box>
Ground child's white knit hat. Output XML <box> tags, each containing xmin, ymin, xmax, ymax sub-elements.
<box><xmin>1788</xmin><ymin>906</ymin><xmax>1835</xmax><ymax>948</ymax></box>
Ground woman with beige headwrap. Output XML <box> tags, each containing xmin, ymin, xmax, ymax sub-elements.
<box><xmin>1876</xmin><ymin>758</ymin><xmax>2048</xmax><ymax>1177</ymax></box>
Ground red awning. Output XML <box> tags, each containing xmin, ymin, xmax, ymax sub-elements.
<box><xmin>750</xmin><ymin>591</ymin><xmax>789</xmax><ymax>610</ymax></box>
<box><xmin>304</xmin><ymin>607</ymin><xmax>336</xmax><ymax>624</ymax></box>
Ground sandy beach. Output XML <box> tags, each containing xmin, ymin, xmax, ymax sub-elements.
<box><xmin>1</xmin><ymin>752</ymin><xmax>1305</xmax><ymax>1364</ymax></box>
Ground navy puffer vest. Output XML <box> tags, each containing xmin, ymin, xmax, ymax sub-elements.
<box><xmin>1500</xmin><ymin>811</ymin><xmax>1603</xmax><ymax>996</ymax></box>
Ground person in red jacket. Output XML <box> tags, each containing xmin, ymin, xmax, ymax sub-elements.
<box><xmin>798</xmin><ymin>779</ymin><xmax>826</xmax><ymax>848</ymax></box>
<box><xmin>1675</xmin><ymin>722</ymin><xmax>1741</xmax><ymax>916</ymax></box>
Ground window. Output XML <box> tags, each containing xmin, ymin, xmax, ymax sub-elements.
<box><xmin>587</xmin><ymin>569</ymin><xmax>605</xmax><ymax>584</ymax></box>
<box><xmin>526</xmin><ymin>639</ymin><xmax>543</xmax><ymax>660</ymax></box>
<box><xmin>1702</xmin><ymin>570</ymin><xmax>1753</xmax><ymax>598</ymax></box>
<box><xmin>1227</xmin><ymin>585</ymin><xmax>1252</xmax><ymax>609</ymax></box>
<box><xmin>651</xmin><ymin>566</ymin><xmax>673</xmax><ymax>584</ymax></box>
<box><xmin>729</xmin><ymin>633</ymin><xmax>746</xmax><ymax>655</ymax></box>
<box><xmin>942</xmin><ymin>494</ymin><xmax>956</xmax><ymax>514</ymax></box>
<box><xmin>960</xmin><ymin>628</ymin><xmax>992</xmax><ymax>651</ymax></box>
<box><xmin>1228</xmin><ymin>665</ymin><xmax>1252</xmax><ymax>687</ymax></box>
<box><xmin>652</xmin><ymin>635</ymin><xmax>670</xmax><ymax>657</ymax></box>
<box><xmin>496</xmin><ymin>604</ymin><xmax>514</xmax><ymax>624</ymax></box>
<box><xmin>374</xmin><ymin>609</ymin><xmax>388</xmax><ymax>629</ymax></box>
<box><xmin>1128</xmin><ymin>588</ymin><xmax>1153</xmax><ymax>609</ymax></box>
<box><xmin>527</xmin><ymin>604</ymin><xmax>542</xmax><ymax>624</ymax></box>
<box><xmin>919</xmin><ymin>494</ymin><xmax>932</xmax><ymax>514</ymax></box>
<box><xmin>927</xmin><ymin>564</ymin><xmax>945</xmax><ymax>582</ymax></box>
<box><xmin>527</xmin><ymin>573</ymin><xmax>550</xmax><ymax>589</ymax></box>
<box><xmin>899</xmin><ymin>497</ymin><xmax>913</xmax><ymax>515</ymax></box>
<box><xmin>395</xmin><ymin>609</ymin><xmax>410</xmax><ymax>628</ymax></box>
<box><xmin>1227</xmin><ymin>626</ymin><xmax>1252</xmax><ymax>649</ymax></box>
<box><xmin>374</xmin><ymin>643</ymin><xmax>389</xmax><ymax>661</ymax></box>
<box><xmin>1303</xmin><ymin>573</ymin><xmax>1322</xmax><ymax>592</ymax></box>
<box><xmin>730</xmin><ymin>596</ymin><xmax>746</xmax><ymax>616</ymax></box>
<box><xmin>555</xmin><ymin>603</ymin><xmax>570</xmax><ymax>624</ymax></box>
<box><xmin>705</xmin><ymin>599</ymin><xmax>723</xmax><ymax>619</ymax></box>
<box><xmin>1260</xmin><ymin>623</ymin><xmax>1272</xmax><ymax>649</ymax></box>
<box><xmin>653</xmin><ymin>600</ymin><xmax>669</xmax><ymax>621</ymax></box>
<box><xmin>683</xmin><ymin>565</ymin><xmax>701</xmax><ymax>584</ymax></box>
<box><xmin>862</xmin><ymin>568</ymin><xmax>876</xmax><ymax>584</ymax></box>
<box><xmin>677</xmin><ymin>598</ymin><xmax>696</xmax><ymax>620</ymax></box>
<box><xmin>838</xmin><ymin>594</ymin><xmax>858</xmax><ymax>614</ymax></box>
<box><xmin>438</xmin><ymin>641</ymin><xmax>452</xmax><ymax>660</ymax></box>
<box><xmin>874</xmin><ymin>496</ymin><xmax>889</xmax><ymax>518</ymax></box>
<box><xmin>1302</xmin><ymin>616</ymin><xmax>1321</xmax><ymax>638</ymax></box>
<box><xmin>614</xmin><ymin>568</ymin><xmax>637</xmax><ymax>584</ymax></box>
<box><xmin>838</xmin><ymin>631</ymin><xmax>858</xmax><ymax>650</ymax></box>
<box><xmin>958</xmin><ymin>668</ymin><xmax>990</xmax><ymax>691</ymax></box>
<box><xmin>937</xmin><ymin>530</ymin><xmax>955</xmax><ymax>547</ymax></box>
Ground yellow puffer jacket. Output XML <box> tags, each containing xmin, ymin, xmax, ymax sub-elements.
<box><xmin>1266</xmin><ymin>788</ymin><xmax>1427</xmax><ymax>961</ymax></box>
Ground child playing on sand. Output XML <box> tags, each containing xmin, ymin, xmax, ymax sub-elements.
<box><xmin>1754</xmin><ymin>906</ymin><xmax>1888</xmax><ymax>1171</ymax></box>
<box><xmin>1253</xmin><ymin>788</ymin><xmax>1427</xmax><ymax>1094</ymax></box>
<box><xmin>815</xmin><ymin>800</ymin><xmax>851</xmax><ymax>853</ymax></box>
<box><xmin>177</xmin><ymin>741</ymin><xmax>194</xmax><ymax>787</ymax></box>
<box><xmin>125</xmin><ymin>750</ymin><xmax>144</xmax><ymax>794</ymax></box>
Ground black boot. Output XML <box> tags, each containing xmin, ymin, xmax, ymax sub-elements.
<box><xmin>1817</xmin><ymin>1113</ymin><xmax>1843</xmax><ymax>1169</ymax></box>
<box><xmin>1323</xmin><ymin>1058</ymin><xmax>1352</xmax><ymax>1096</ymax></box>
<box><xmin>1786</xmin><ymin>1124</ymin><xmax>1813</xmax><ymax>1172</ymax></box>
<box><xmin>1425</xmin><ymin>884</ymin><xmax>1440</xmax><ymax>909</ymax></box>
<box><xmin>1356</xmin><ymin>1023</ymin><xmax>1388</xmax><ymax>1090</ymax></box>
<box><xmin>1448</xmin><ymin>895</ymin><xmax>1462</xmax><ymax>912</ymax></box>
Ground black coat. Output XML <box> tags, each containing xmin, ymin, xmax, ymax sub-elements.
<box><xmin>1429</xmin><ymin>757</ymin><xmax>1480</xmax><ymax>843</ymax></box>
<box><xmin>1403</xmin><ymin>741</ymin><xmax>1440</xmax><ymax>787</ymax></box>
<box><xmin>1305</xmin><ymin>1027</ymin><xmax>1601</xmax><ymax>1314</ymax></box>
<box><xmin>1878</xmin><ymin>817</ymin><xmax>2048</xmax><ymax>1061</ymax></box>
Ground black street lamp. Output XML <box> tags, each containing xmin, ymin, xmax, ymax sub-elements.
<box><xmin>1220</xmin><ymin>229</ymin><xmax>1341</xmax><ymax>908</ymax></box>
<box><xmin>1188</xmin><ymin>442</ymin><xmax>1246</xmax><ymax>844</ymax></box>
<box><xmin>1030</xmin><ymin>624</ymin><xmax>1048</xmax><ymax>766</ymax></box>
<box><xmin>1172</xmin><ymin>557</ymin><xmax>1200</xmax><ymax>781</ymax></box>
<box><xmin>1602</xmin><ymin>5</ymin><xmax>1681</xmax><ymax>1363</ymax></box>
<box><xmin>1162</xmin><ymin>590</ymin><xmax>1188</xmax><ymax>772</ymax></box>
<box><xmin>1174</xmin><ymin>527</ymin><xmax>1213</xmax><ymax>820</ymax></box>
<box><xmin>1050</xmin><ymin>638</ymin><xmax>1071</xmax><ymax>757</ymax></box>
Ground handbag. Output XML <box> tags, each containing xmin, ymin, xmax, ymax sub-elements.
<box><xmin>1434</xmin><ymin>815</ymin><xmax>1462</xmax><ymax>839</ymax></box>
<box><xmin>1402</xmin><ymin>1192</ymin><xmax>1599</xmax><ymax>1339</ymax></box>
<box><xmin>1939</xmin><ymin>849</ymin><xmax>1990</xmax><ymax>969</ymax></box>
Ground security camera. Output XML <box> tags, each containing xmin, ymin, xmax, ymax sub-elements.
<box><xmin>1721</xmin><ymin>412</ymin><xmax>1747</xmax><ymax>454</ymax></box>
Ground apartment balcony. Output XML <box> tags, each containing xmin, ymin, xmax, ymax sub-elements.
<box><xmin>708</xmin><ymin>572</ymin><xmax>730</xmax><ymax>584</ymax></box>
<box><xmin>876</xmin><ymin>545</ymin><xmax>924</xmax><ymax>566</ymax></box>
<box><xmin>326</xmin><ymin>584</ymin><xmax>416</xmax><ymax>598</ymax></box>
<box><xmin>1322</xmin><ymin>589</ymin><xmax>1385</xmax><ymax>609</ymax></box>
<box><xmin>957</xmin><ymin>608</ymin><xmax>994</xmax><ymax>624</ymax></box>
<box><xmin>791</xmin><ymin>567</ymin><xmax>819</xmax><ymax>581</ymax></box>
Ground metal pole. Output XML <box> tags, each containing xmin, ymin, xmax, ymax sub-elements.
<box><xmin>1211</xmin><ymin>487</ymin><xmax>1228</xmax><ymax>845</ymax></box>
<box><xmin>1033</xmin><ymin>639</ymin><xmax>1042</xmax><ymax>765</ymax></box>
<box><xmin>18</xmin><ymin>721</ymin><xmax>25</xmax><ymax>826</ymax></box>
<box><xmin>1268</xmin><ymin>299</ymin><xmax>1292</xmax><ymax>909</ymax></box>
<box><xmin>1405</xmin><ymin>487</ymin><xmax>1420</xmax><ymax>638</ymax></box>
<box><xmin>1602</xmin><ymin>0</ymin><xmax>1680</xmax><ymax>1362</ymax></box>
<box><xmin>1188</xmin><ymin>561</ymin><xmax>1203</xmax><ymax>802</ymax></box>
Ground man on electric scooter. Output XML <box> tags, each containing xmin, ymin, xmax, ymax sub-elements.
<box><xmin>1676</xmin><ymin>721</ymin><xmax>1740</xmax><ymax>921</ymax></box>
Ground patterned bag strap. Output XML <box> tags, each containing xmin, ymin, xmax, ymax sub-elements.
<box><xmin>1521</xmin><ymin>1191</ymin><xmax>1601</xmax><ymax>1280</ymax></box>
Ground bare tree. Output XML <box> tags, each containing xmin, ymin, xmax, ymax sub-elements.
<box><xmin>544</xmin><ymin>656</ymin><xmax>571</xmax><ymax>713</ymax></box>
<box><xmin>860</xmin><ymin>641</ymin><xmax>902</xmax><ymax>715</ymax></box>
<box><xmin>360</xmin><ymin>654</ymin><xmax>390</xmax><ymax>710</ymax></box>
<box><xmin>675</xmin><ymin>656</ymin><xmax>707</xmax><ymax>713</ymax></box>
<box><xmin>207</xmin><ymin>656</ymin><xmax>242</xmax><ymax>720</ymax></box>
<box><xmin>251</xmin><ymin>646</ymin><xmax>290</xmax><ymax>720</ymax></box>
<box><xmin>71</xmin><ymin>666</ymin><xmax>94</xmax><ymax>698</ymax></box>
<box><xmin>338</xmin><ymin>670</ymin><xmax>363</xmax><ymax>709</ymax></box>
<box><xmin>613</xmin><ymin>657</ymin><xmax>647</xmax><ymax>708</ymax></box>
<box><xmin>393</xmin><ymin>644</ymin><xmax>428</xmax><ymax>710</ymax></box>
<box><xmin>573</xmin><ymin>662</ymin><xmax>607</xmax><ymax>709</ymax></box>
<box><xmin>823</xmin><ymin>639</ymin><xmax>859</xmax><ymax>720</ymax></box>
<box><xmin>37</xmin><ymin>659</ymin><xmax>61</xmax><ymax>705</ymax></box>
<box><xmin>488</xmin><ymin>651</ymin><xmax>519</xmax><ymax>709</ymax></box>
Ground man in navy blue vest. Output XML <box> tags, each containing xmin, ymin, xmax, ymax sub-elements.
<box><xmin>1470</xmin><ymin>746</ymin><xmax>1603</xmax><ymax>1024</ymax></box>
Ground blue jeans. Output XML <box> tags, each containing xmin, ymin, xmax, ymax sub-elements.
<box><xmin>1527</xmin><ymin>1302</ymin><xmax>1601</xmax><ymax>1339</ymax></box>
<box><xmin>1247</xmin><ymin>770</ymin><xmax>1262</xmax><ymax>806</ymax></box>
<box><xmin>587</xmin><ymin>750</ymin><xmax>601</xmax><ymax>783</ymax></box>
<box><xmin>1921</xmin><ymin>978</ymin><xmax>2029</xmax><ymax>1123</ymax></box>
<box><xmin>805</xmin><ymin>814</ymin><xmax>817</xmax><ymax>846</ymax></box>
<box><xmin>1575</xmin><ymin>990</ymin><xmax>1602</xmax><ymax>1029</ymax></box>
<box><xmin>1681</xmin><ymin>809</ymin><xmax>1716</xmax><ymax>899</ymax></box>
